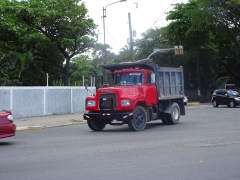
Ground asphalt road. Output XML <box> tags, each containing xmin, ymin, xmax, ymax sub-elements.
<box><xmin>1</xmin><ymin>104</ymin><xmax>240</xmax><ymax>180</ymax></box>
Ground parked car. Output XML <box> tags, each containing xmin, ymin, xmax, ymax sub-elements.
<box><xmin>211</xmin><ymin>89</ymin><xmax>240</xmax><ymax>108</ymax></box>
<box><xmin>183</xmin><ymin>95</ymin><xmax>188</xmax><ymax>105</ymax></box>
<box><xmin>0</xmin><ymin>110</ymin><xmax>16</xmax><ymax>139</ymax></box>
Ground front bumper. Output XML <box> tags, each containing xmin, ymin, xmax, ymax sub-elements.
<box><xmin>235</xmin><ymin>100</ymin><xmax>240</xmax><ymax>106</ymax></box>
<box><xmin>83</xmin><ymin>111</ymin><xmax>133</xmax><ymax>122</ymax></box>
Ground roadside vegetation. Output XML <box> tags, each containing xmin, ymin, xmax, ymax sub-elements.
<box><xmin>0</xmin><ymin>0</ymin><xmax>239</xmax><ymax>101</ymax></box>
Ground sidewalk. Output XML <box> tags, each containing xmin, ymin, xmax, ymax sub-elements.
<box><xmin>15</xmin><ymin>113</ymin><xmax>86</xmax><ymax>131</ymax></box>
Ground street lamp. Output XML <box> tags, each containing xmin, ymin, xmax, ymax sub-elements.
<box><xmin>102</xmin><ymin>0</ymin><xmax>127</xmax><ymax>83</ymax></box>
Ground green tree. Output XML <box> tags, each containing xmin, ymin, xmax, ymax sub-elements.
<box><xmin>1</xmin><ymin>0</ymin><xmax>97</xmax><ymax>86</ymax></box>
<box><xmin>201</xmin><ymin>0</ymin><xmax>240</xmax><ymax>87</ymax></box>
<box><xmin>111</xmin><ymin>45</ymin><xmax>131</xmax><ymax>63</ymax></box>
<box><xmin>162</xmin><ymin>0</ymin><xmax>240</xmax><ymax>100</ymax></box>
<box><xmin>69</xmin><ymin>55</ymin><xmax>95</xmax><ymax>86</ymax></box>
<box><xmin>0</xmin><ymin>0</ymin><xmax>32</xmax><ymax>85</ymax></box>
<box><xmin>0</xmin><ymin>52</ymin><xmax>22</xmax><ymax>86</ymax></box>
<box><xmin>133</xmin><ymin>28</ymin><xmax>183</xmax><ymax>68</ymax></box>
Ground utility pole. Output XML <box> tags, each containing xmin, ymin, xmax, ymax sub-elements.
<box><xmin>128</xmin><ymin>12</ymin><xmax>134</xmax><ymax>62</ymax></box>
<box><xmin>102</xmin><ymin>7</ymin><xmax>107</xmax><ymax>83</ymax></box>
<box><xmin>102</xmin><ymin>0</ymin><xmax>127</xmax><ymax>83</ymax></box>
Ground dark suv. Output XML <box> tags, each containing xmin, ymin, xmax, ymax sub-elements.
<box><xmin>211</xmin><ymin>89</ymin><xmax>240</xmax><ymax>108</ymax></box>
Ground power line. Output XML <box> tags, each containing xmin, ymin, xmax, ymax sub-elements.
<box><xmin>105</xmin><ymin>25</ymin><xmax>123</xmax><ymax>47</ymax></box>
<box><xmin>147</xmin><ymin>0</ymin><xmax>176</xmax><ymax>31</ymax></box>
<box><xmin>156</xmin><ymin>16</ymin><xmax>168</xmax><ymax>22</ymax></box>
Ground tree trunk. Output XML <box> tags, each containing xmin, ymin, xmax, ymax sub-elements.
<box><xmin>64</xmin><ymin>58</ymin><xmax>70</xmax><ymax>86</ymax></box>
<box><xmin>196</xmin><ymin>49</ymin><xmax>202</xmax><ymax>99</ymax></box>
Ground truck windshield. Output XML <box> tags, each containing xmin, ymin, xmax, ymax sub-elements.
<box><xmin>114</xmin><ymin>72</ymin><xmax>144</xmax><ymax>86</ymax></box>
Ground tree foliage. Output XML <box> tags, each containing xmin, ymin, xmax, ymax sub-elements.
<box><xmin>160</xmin><ymin>0</ymin><xmax>240</xmax><ymax>101</ymax></box>
<box><xmin>0</xmin><ymin>0</ymin><xmax>97</xmax><ymax>86</ymax></box>
<box><xmin>69</xmin><ymin>55</ymin><xmax>95</xmax><ymax>86</ymax></box>
<box><xmin>1</xmin><ymin>0</ymin><xmax>240</xmax><ymax>94</ymax></box>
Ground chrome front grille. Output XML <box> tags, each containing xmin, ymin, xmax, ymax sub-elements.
<box><xmin>99</xmin><ymin>94</ymin><xmax>117</xmax><ymax>110</ymax></box>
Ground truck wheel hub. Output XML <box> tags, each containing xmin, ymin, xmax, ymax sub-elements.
<box><xmin>135</xmin><ymin>112</ymin><xmax>144</xmax><ymax>125</ymax></box>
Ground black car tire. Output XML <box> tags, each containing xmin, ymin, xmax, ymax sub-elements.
<box><xmin>229</xmin><ymin>100</ymin><xmax>236</xmax><ymax>108</ymax></box>
<box><xmin>87</xmin><ymin>119</ymin><xmax>106</xmax><ymax>131</ymax></box>
<box><xmin>212</xmin><ymin>100</ymin><xmax>218</xmax><ymax>107</ymax></box>
<box><xmin>128</xmin><ymin>106</ymin><xmax>147</xmax><ymax>131</ymax></box>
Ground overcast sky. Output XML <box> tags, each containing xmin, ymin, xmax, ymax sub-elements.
<box><xmin>84</xmin><ymin>0</ymin><xmax>188</xmax><ymax>53</ymax></box>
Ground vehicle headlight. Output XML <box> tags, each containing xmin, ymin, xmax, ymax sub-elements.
<box><xmin>86</xmin><ymin>100</ymin><xmax>96</xmax><ymax>106</ymax></box>
<box><xmin>121</xmin><ymin>99</ymin><xmax>130</xmax><ymax>106</ymax></box>
<box><xmin>235</xmin><ymin>98</ymin><xmax>240</xmax><ymax>101</ymax></box>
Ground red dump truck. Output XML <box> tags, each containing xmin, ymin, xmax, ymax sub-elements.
<box><xmin>83</xmin><ymin>59</ymin><xmax>185</xmax><ymax>131</ymax></box>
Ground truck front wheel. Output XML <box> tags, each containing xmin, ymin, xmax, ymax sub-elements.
<box><xmin>128</xmin><ymin>106</ymin><xmax>147</xmax><ymax>131</ymax></box>
<box><xmin>87</xmin><ymin>119</ymin><xmax>106</xmax><ymax>131</ymax></box>
<box><xmin>166</xmin><ymin>102</ymin><xmax>180</xmax><ymax>125</ymax></box>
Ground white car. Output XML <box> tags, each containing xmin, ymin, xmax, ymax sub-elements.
<box><xmin>183</xmin><ymin>96</ymin><xmax>188</xmax><ymax>105</ymax></box>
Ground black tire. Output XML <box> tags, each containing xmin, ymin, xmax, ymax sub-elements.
<box><xmin>128</xmin><ymin>106</ymin><xmax>147</xmax><ymax>131</ymax></box>
<box><xmin>87</xmin><ymin>119</ymin><xmax>106</xmax><ymax>131</ymax></box>
<box><xmin>166</xmin><ymin>103</ymin><xmax>180</xmax><ymax>125</ymax></box>
<box><xmin>161</xmin><ymin>113</ymin><xmax>169</xmax><ymax>125</ymax></box>
<box><xmin>212</xmin><ymin>100</ymin><xmax>218</xmax><ymax>107</ymax></box>
<box><xmin>229</xmin><ymin>100</ymin><xmax>236</xmax><ymax>108</ymax></box>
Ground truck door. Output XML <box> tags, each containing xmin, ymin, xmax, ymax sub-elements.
<box><xmin>146</xmin><ymin>73</ymin><xmax>157</xmax><ymax>105</ymax></box>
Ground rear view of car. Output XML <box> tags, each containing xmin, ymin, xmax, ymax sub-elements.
<box><xmin>0</xmin><ymin>110</ymin><xmax>16</xmax><ymax>139</ymax></box>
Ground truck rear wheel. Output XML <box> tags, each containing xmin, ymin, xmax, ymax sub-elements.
<box><xmin>128</xmin><ymin>106</ymin><xmax>147</xmax><ymax>131</ymax></box>
<box><xmin>87</xmin><ymin>119</ymin><xmax>106</xmax><ymax>131</ymax></box>
<box><xmin>166</xmin><ymin>102</ymin><xmax>180</xmax><ymax>124</ymax></box>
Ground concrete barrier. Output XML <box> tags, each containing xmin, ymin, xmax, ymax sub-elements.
<box><xmin>0</xmin><ymin>86</ymin><xmax>96</xmax><ymax>119</ymax></box>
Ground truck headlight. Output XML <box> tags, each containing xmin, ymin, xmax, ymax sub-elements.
<box><xmin>121</xmin><ymin>99</ymin><xmax>130</xmax><ymax>106</ymax></box>
<box><xmin>86</xmin><ymin>100</ymin><xmax>96</xmax><ymax>106</ymax></box>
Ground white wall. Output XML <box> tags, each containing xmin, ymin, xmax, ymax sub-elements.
<box><xmin>0</xmin><ymin>86</ymin><xmax>96</xmax><ymax>119</ymax></box>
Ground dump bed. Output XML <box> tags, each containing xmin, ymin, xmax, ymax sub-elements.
<box><xmin>101</xmin><ymin>60</ymin><xmax>184</xmax><ymax>100</ymax></box>
<box><xmin>156</xmin><ymin>66</ymin><xmax>184</xmax><ymax>99</ymax></box>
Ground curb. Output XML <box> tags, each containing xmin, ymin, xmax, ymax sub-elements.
<box><xmin>187</xmin><ymin>102</ymin><xmax>212</xmax><ymax>105</ymax></box>
<box><xmin>16</xmin><ymin>120</ymin><xmax>87</xmax><ymax>131</ymax></box>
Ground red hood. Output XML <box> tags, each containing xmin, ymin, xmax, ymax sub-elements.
<box><xmin>97</xmin><ymin>86</ymin><xmax>144</xmax><ymax>97</ymax></box>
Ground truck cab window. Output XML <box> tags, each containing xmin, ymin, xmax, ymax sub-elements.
<box><xmin>115</xmin><ymin>72</ymin><xmax>144</xmax><ymax>86</ymax></box>
<box><xmin>148</xmin><ymin>73</ymin><xmax>155</xmax><ymax>84</ymax></box>
<box><xmin>151</xmin><ymin>73</ymin><xmax>155</xmax><ymax>83</ymax></box>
